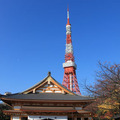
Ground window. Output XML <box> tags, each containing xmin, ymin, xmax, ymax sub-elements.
<box><xmin>77</xmin><ymin>118</ymin><xmax>81</xmax><ymax>120</ymax></box>
<box><xmin>21</xmin><ymin>117</ymin><xmax>28</xmax><ymax>120</ymax></box>
<box><xmin>68</xmin><ymin>118</ymin><xmax>73</xmax><ymax>120</ymax></box>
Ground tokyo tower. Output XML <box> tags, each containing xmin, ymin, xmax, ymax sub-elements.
<box><xmin>62</xmin><ymin>8</ymin><xmax>81</xmax><ymax>95</ymax></box>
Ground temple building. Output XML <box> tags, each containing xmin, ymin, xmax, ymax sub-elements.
<box><xmin>0</xmin><ymin>72</ymin><xmax>94</xmax><ymax>120</ymax></box>
<box><xmin>0</xmin><ymin>8</ymin><xmax>94</xmax><ymax>120</ymax></box>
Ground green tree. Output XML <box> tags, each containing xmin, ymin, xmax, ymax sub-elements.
<box><xmin>0</xmin><ymin>102</ymin><xmax>11</xmax><ymax>120</ymax></box>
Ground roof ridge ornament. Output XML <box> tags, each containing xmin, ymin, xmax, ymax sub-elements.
<box><xmin>48</xmin><ymin>71</ymin><xmax>51</xmax><ymax>76</ymax></box>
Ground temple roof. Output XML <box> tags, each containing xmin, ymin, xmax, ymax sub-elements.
<box><xmin>21</xmin><ymin>72</ymin><xmax>75</xmax><ymax>95</ymax></box>
<box><xmin>1</xmin><ymin>93</ymin><xmax>93</xmax><ymax>101</ymax></box>
<box><xmin>0</xmin><ymin>73</ymin><xmax>94</xmax><ymax>103</ymax></box>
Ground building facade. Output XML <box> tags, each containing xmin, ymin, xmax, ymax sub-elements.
<box><xmin>0</xmin><ymin>72</ymin><xmax>94</xmax><ymax>120</ymax></box>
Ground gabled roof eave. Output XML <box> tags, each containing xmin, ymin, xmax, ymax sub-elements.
<box><xmin>21</xmin><ymin>74</ymin><xmax>76</xmax><ymax>95</ymax></box>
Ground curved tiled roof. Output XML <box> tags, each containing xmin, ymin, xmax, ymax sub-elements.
<box><xmin>1</xmin><ymin>93</ymin><xmax>94</xmax><ymax>101</ymax></box>
<box><xmin>0</xmin><ymin>73</ymin><xmax>94</xmax><ymax>102</ymax></box>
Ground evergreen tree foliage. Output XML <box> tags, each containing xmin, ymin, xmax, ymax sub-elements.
<box><xmin>0</xmin><ymin>102</ymin><xmax>10</xmax><ymax>120</ymax></box>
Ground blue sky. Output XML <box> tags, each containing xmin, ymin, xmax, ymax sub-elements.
<box><xmin>0</xmin><ymin>0</ymin><xmax>120</xmax><ymax>95</ymax></box>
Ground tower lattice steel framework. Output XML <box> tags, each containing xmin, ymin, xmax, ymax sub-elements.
<box><xmin>62</xmin><ymin>8</ymin><xmax>81</xmax><ymax>95</ymax></box>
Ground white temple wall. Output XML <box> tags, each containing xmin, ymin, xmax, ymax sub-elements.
<box><xmin>28</xmin><ymin>116</ymin><xmax>67</xmax><ymax>120</ymax></box>
<box><xmin>12</xmin><ymin>116</ymin><xmax>20</xmax><ymax>120</ymax></box>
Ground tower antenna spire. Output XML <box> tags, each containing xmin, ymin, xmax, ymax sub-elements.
<box><xmin>67</xmin><ymin>5</ymin><xmax>70</xmax><ymax>25</ymax></box>
<box><xmin>67</xmin><ymin>5</ymin><xmax>69</xmax><ymax>18</ymax></box>
<box><xmin>62</xmin><ymin>8</ymin><xmax>81</xmax><ymax>95</ymax></box>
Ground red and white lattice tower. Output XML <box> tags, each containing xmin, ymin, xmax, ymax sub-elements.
<box><xmin>62</xmin><ymin>8</ymin><xmax>81</xmax><ymax>95</ymax></box>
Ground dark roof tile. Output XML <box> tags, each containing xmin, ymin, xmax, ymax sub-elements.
<box><xmin>2</xmin><ymin>93</ymin><xmax>94</xmax><ymax>101</ymax></box>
